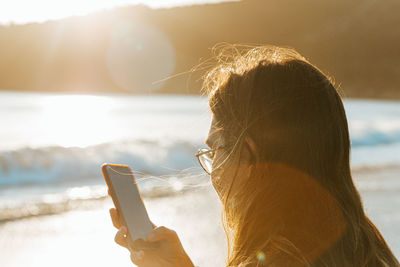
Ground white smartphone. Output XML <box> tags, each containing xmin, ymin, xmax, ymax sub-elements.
<box><xmin>102</xmin><ymin>163</ymin><xmax>155</xmax><ymax>249</ymax></box>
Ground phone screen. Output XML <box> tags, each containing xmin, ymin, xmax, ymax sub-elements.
<box><xmin>103</xmin><ymin>164</ymin><xmax>153</xmax><ymax>241</ymax></box>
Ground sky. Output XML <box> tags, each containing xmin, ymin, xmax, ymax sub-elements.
<box><xmin>0</xmin><ymin>0</ymin><xmax>236</xmax><ymax>25</ymax></box>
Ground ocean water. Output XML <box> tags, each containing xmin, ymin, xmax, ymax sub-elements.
<box><xmin>0</xmin><ymin>91</ymin><xmax>400</xmax><ymax>221</ymax></box>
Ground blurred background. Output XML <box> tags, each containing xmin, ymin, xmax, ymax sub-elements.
<box><xmin>0</xmin><ymin>0</ymin><xmax>399</xmax><ymax>266</ymax></box>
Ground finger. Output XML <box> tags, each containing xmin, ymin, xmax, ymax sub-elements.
<box><xmin>130</xmin><ymin>250</ymin><xmax>145</xmax><ymax>265</ymax></box>
<box><xmin>109</xmin><ymin>208</ymin><xmax>122</xmax><ymax>229</ymax></box>
<box><xmin>146</xmin><ymin>226</ymin><xmax>177</xmax><ymax>242</ymax></box>
<box><xmin>114</xmin><ymin>227</ymin><xmax>129</xmax><ymax>248</ymax></box>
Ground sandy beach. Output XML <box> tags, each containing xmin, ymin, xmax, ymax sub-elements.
<box><xmin>0</xmin><ymin>186</ymin><xmax>226</xmax><ymax>267</ymax></box>
<box><xmin>1</xmin><ymin>167</ymin><xmax>399</xmax><ymax>267</ymax></box>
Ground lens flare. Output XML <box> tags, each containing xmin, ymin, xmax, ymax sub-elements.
<box><xmin>106</xmin><ymin>19</ymin><xmax>175</xmax><ymax>93</ymax></box>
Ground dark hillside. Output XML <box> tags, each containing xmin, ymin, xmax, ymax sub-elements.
<box><xmin>0</xmin><ymin>0</ymin><xmax>399</xmax><ymax>98</ymax></box>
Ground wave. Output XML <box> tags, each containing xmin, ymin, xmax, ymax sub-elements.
<box><xmin>350</xmin><ymin>121</ymin><xmax>400</xmax><ymax>147</ymax></box>
<box><xmin>1</xmin><ymin>136</ymin><xmax>400</xmax><ymax>222</ymax></box>
<box><xmin>0</xmin><ymin>139</ymin><xmax>204</xmax><ymax>187</ymax></box>
<box><xmin>0</xmin><ymin>138</ymin><xmax>210</xmax><ymax>222</ymax></box>
<box><xmin>1</xmin><ymin>127</ymin><xmax>400</xmax><ymax>188</ymax></box>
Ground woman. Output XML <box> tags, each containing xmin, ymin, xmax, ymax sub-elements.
<box><xmin>109</xmin><ymin>45</ymin><xmax>399</xmax><ymax>266</ymax></box>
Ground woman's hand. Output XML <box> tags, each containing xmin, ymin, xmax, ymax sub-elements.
<box><xmin>109</xmin><ymin>208</ymin><xmax>194</xmax><ymax>267</ymax></box>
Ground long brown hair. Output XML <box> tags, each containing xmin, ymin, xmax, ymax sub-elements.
<box><xmin>203</xmin><ymin>45</ymin><xmax>399</xmax><ymax>266</ymax></box>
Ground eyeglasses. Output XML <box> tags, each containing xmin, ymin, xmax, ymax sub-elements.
<box><xmin>195</xmin><ymin>147</ymin><xmax>222</xmax><ymax>175</ymax></box>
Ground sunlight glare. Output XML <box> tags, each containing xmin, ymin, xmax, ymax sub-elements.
<box><xmin>0</xmin><ymin>0</ymin><xmax>237</xmax><ymax>25</ymax></box>
<box><xmin>39</xmin><ymin>95</ymin><xmax>118</xmax><ymax>148</ymax></box>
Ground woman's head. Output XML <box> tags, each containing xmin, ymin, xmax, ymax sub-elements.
<box><xmin>205</xmin><ymin>45</ymin><xmax>349</xmax><ymax>192</ymax></box>
<box><xmin>203</xmin><ymin>45</ymin><xmax>398</xmax><ymax>266</ymax></box>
